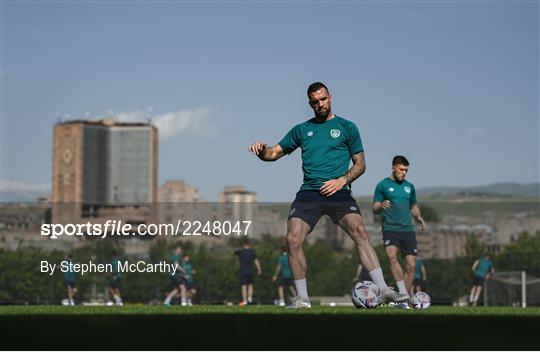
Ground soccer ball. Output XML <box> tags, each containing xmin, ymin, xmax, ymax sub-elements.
<box><xmin>411</xmin><ymin>291</ymin><xmax>431</xmax><ymax>309</ymax></box>
<box><xmin>351</xmin><ymin>280</ymin><xmax>381</xmax><ymax>308</ymax></box>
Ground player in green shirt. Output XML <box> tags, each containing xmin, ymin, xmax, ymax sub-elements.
<box><xmin>373</xmin><ymin>156</ymin><xmax>426</xmax><ymax>303</ymax></box>
<box><xmin>164</xmin><ymin>246</ymin><xmax>188</xmax><ymax>306</ymax></box>
<box><xmin>272</xmin><ymin>246</ymin><xmax>297</xmax><ymax>306</ymax></box>
<box><xmin>411</xmin><ymin>257</ymin><xmax>427</xmax><ymax>295</ymax></box>
<box><xmin>249</xmin><ymin>82</ymin><xmax>407</xmax><ymax>308</ymax></box>
<box><xmin>107</xmin><ymin>251</ymin><xmax>123</xmax><ymax>306</ymax></box>
<box><xmin>182</xmin><ymin>255</ymin><xmax>197</xmax><ymax>306</ymax></box>
<box><xmin>62</xmin><ymin>254</ymin><xmax>77</xmax><ymax>306</ymax></box>
<box><xmin>469</xmin><ymin>254</ymin><xmax>494</xmax><ymax>306</ymax></box>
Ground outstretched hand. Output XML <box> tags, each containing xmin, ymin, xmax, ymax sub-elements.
<box><xmin>248</xmin><ymin>142</ymin><xmax>267</xmax><ymax>156</ymax></box>
<box><xmin>320</xmin><ymin>177</ymin><xmax>347</xmax><ymax>197</ymax></box>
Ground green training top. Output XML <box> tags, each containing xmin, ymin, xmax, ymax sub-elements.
<box><xmin>63</xmin><ymin>261</ymin><xmax>76</xmax><ymax>282</ymax></box>
<box><xmin>373</xmin><ymin>177</ymin><xmax>417</xmax><ymax>232</ymax></box>
<box><xmin>474</xmin><ymin>257</ymin><xmax>493</xmax><ymax>278</ymax></box>
<box><xmin>182</xmin><ymin>261</ymin><xmax>194</xmax><ymax>282</ymax></box>
<box><xmin>278</xmin><ymin>115</ymin><xmax>364</xmax><ymax>191</ymax></box>
<box><xmin>278</xmin><ymin>253</ymin><xmax>292</xmax><ymax>279</ymax></box>
<box><xmin>112</xmin><ymin>258</ymin><xmax>121</xmax><ymax>278</ymax></box>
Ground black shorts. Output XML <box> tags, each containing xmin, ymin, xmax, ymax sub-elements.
<box><xmin>383</xmin><ymin>231</ymin><xmax>417</xmax><ymax>256</ymax></box>
<box><xmin>65</xmin><ymin>280</ymin><xmax>76</xmax><ymax>289</ymax></box>
<box><xmin>171</xmin><ymin>274</ymin><xmax>187</xmax><ymax>287</ymax></box>
<box><xmin>288</xmin><ymin>189</ymin><xmax>362</xmax><ymax>232</ymax></box>
<box><xmin>280</xmin><ymin>277</ymin><xmax>294</xmax><ymax>287</ymax></box>
<box><xmin>240</xmin><ymin>273</ymin><xmax>254</xmax><ymax>285</ymax></box>
<box><xmin>413</xmin><ymin>278</ymin><xmax>423</xmax><ymax>287</ymax></box>
<box><xmin>186</xmin><ymin>281</ymin><xmax>196</xmax><ymax>290</ymax></box>
<box><xmin>108</xmin><ymin>276</ymin><xmax>121</xmax><ymax>289</ymax></box>
<box><xmin>473</xmin><ymin>275</ymin><xmax>485</xmax><ymax>286</ymax></box>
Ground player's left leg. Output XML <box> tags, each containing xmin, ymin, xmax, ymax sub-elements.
<box><xmin>473</xmin><ymin>285</ymin><xmax>483</xmax><ymax>306</ymax></box>
<box><xmin>337</xmin><ymin>213</ymin><xmax>408</xmax><ymax>303</ymax></box>
<box><xmin>277</xmin><ymin>285</ymin><xmax>285</xmax><ymax>306</ymax></box>
<box><xmin>385</xmin><ymin>245</ymin><xmax>408</xmax><ymax>296</ymax></box>
<box><xmin>247</xmin><ymin>283</ymin><xmax>254</xmax><ymax>304</ymax></box>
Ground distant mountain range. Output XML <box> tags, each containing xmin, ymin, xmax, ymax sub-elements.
<box><xmin>416</xmin><ymin>182</ymin><xmax>539</xmax><ymax>198</ymax></box>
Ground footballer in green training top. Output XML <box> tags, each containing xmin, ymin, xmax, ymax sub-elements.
<box><xmin>249</xmin><ymin>82</ymin><xmax>408</xmax><ymax>308</ymax></box>
<box><xmin>272</xmin><ymin>246</ymin><xmax>297</xmax><ymax>306</ymax></box>
<box><xmin>373</xmin><ymin>155</ymin><xmax>426</xmax><ymax>303</ymax></box>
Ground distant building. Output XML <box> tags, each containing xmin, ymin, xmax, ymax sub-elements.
<box><xmin>51</xmin><ymin>119</ymin><xmax>158</xmax><ymax>226</ymax></box>
<box><xmin>159</xmin><ymin>180</ymin><xmax>200</xmax><ymax>203</ymax></box>
<box><xmin>218</xmin><ymin>186</ymin><xmax>256</xmax><ymax>235</ymax></box>
<box><xmin>158</xmin><ymin>181</ymin><xmax>209</xmax><ymax>230</ymax></box>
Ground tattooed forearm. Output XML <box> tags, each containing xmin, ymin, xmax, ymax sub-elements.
<box><xmin>342</xmin><ymin>152</ymin><xmax>366</xmax><ymax>185</ymax></box>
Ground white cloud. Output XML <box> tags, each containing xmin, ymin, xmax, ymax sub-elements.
<box><xmin>102</xmin><ymin>107</ymin><xmax>217</xmax><ymax>141</ymax></box>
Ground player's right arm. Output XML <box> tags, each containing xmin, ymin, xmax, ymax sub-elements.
<box><xmin>248</xmin><ymin>142</ymin><xmax>286</xmax><ymax>162</ymax></box>
<box><xmin>272</xmin><ymin>264</ymin><xmax>281</xmax><ymax>282</ymax></box>
<box><xmin>373</xmin><ymin>183</ymin><xmax>391</xmax><ymax>214</ymax></box>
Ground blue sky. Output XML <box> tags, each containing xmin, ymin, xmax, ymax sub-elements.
<box><xmin>1</xmin><ymin>1</ymin><xmax>538</xmax><ymax>201</ymax></box>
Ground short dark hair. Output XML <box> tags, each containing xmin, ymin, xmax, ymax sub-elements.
<box><xmin>307</xmin><ymin>82</ymin><xmax>329</xmax><ymax>96</ymax></box>
<box><xmin>392</xmin><ymin>155</ymin><xmax>409</xmax><ymax>166</ymax></box>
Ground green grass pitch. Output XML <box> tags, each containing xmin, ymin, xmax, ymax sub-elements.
<box><xmin>2</xmin><ymin>305</ymin><xmax>539</xmax><ymax>349</ymax></box>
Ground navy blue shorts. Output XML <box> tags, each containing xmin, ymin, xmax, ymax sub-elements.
<box><xmin>240</xmin><ymin>273</ymin><xmax>254</xmax><ymax>285</ymax></box>
<box><xmin>108</xmin><ymin>276</ymin><xmax>121</xmax><ymax>289</ymax></box>
<box><xmin>65</xmin><ymin>280</ymin><xmax>76</xmax><ymax>289</ymax></box>
<box><xmin>186</xmin><ymin>281</ymin><xmax>196</xmax><ymax>290</ymax></box>
<box><xmin>473</xmin><ymin>275</ymin><xmax>485</xmax><ymax>286</ymax></box>
<box><xmin>383</xmin><ymin>231</ymin><xmax>417</xmax><ymax>256</ymax></box>
<box><xmin>171</xmin><ymin>273</ymin><xmax>187</xmax><ymax>287</ymax></box>
<box><xmin>288</xmin><ymin>189</ymin><xmax>362</xmax><ymax>232</ymax></box>
<box><xmin>280</xmin><ymin>277</ymin><xmax>294</xmax><ymax>287</ymax></box>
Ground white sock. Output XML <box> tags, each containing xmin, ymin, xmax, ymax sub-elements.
<box><xmin>368</xmin><ymin>268</ymin><xmax>388</xmax><ymax>290</ymax></box>
<box><xmin>294</xmin><ymin>278</ymin><xmax>309</xmax><ymax>300</ymax></box>
<box><xmin>469</xmin><ymin>292</ymin><xmax>475</xmax><ymax>303</ymax></box>
<box><xmin>113</xmin><ymin>295</ymin><xmax>121</xmax><ymax>303</ymax></box>
<box><xmin>474</xmin><ymin>292</ymin><xmax>480</xmax><ymax>303</ymax></box>
<box><xmin>164</xmin><ymin>296</ymin><xmax>171</xmax><ymax>304</ymax></box>
<box><xmin>396</xmin><ymin>281</ymin><xmax>409</xmax><ymax>296</ymax></box>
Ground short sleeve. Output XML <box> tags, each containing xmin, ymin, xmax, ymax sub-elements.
<box><xmin>278</xmin><ymin>125</ymin><xmax>301</xmax><ymax>154</ymax></box>
<box><xmin>373</xmin><ymin>182</ymin><xmax>385</xmax><ymax>202</ymax></box>
<box><xmin>410</xmin><ymin>184</ymin><xmax>417</xmax><ymax>205</ymax></box>
<box><xmin>346</xmin><ymin>122</ymin><xmax>364</xmax><ymax>155</ymax></box>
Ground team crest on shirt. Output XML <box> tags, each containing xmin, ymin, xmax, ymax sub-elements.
<box><xmin>404</xmin><ymin>186</ymin><xmax>411</xmax><ymax>194</ymax></box>
<box><xmin>307</xmin><ymin>131</ymin><xmax>313</xmax><ymax>137</ymax></box>
<box><xmin>350</xmin><ymin>206</ymin><xmax>357</xmax><ymax>211</ymax></box>
<box><xmin>330</xmin><ymin>129</ymin><xmax>341</xmax><ymax>138</ymax></box>
<box><xmin>389</xmin><ymin>187</ymin><xmax>395</xmax><ymax>192</ymax></box>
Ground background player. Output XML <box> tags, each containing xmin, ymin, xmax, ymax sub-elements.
<box><xmin>272</xmin><ymin>246</ymin><xmax>297</xmax><ymax>306</ymax></box>
<box><xmin>249</xmin><ymin>82</ymin><xmax>407</xmax><ymax>308</ymax></box>
<box><xmin>469</xmin><ymin>254</ymin><xmax>494</xmax><ymax>306</ymax></box>
<box><xmin>411</xmin><ymin>256</ymin><xmax>427</xmax><ymax>295</ymax></box>
<box><xmin>373</xmin><ymin>155</ymin><xmax>426</xmax><ymax>303</ymax></box>
<box><xmin>182</xmin><ymin>255</ymin><xmax>197</xmax><ymax>306</ymax></box>
<box><xmin>233</xmin><ymin>240</ymin><xmax>262</xmax><ymax>306</ymax></box>
<box><xmin>107</xmin><ymin>251</ymin><xmax>123</xmax><ymax>306</ymax></box>
<box><xmin>63</xmin><ymin>254</ymin><xmax>77</xmax><ymax>306</ymax></box>
<box><xmin>164</xmin><ymin>247</ymin><xmax>188</xmax><ymax>306</ymax></box>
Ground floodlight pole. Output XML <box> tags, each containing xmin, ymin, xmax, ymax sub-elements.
<box><xmin>521</xmin><ymin>271</ymin><xmax>527</xmax><ymax>308</ymax></box>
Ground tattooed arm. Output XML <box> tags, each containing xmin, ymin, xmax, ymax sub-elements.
<box><xmin>320</xmin><ymin>152</ymin><xmax>366</xmax><ymax>196</ymax></box>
